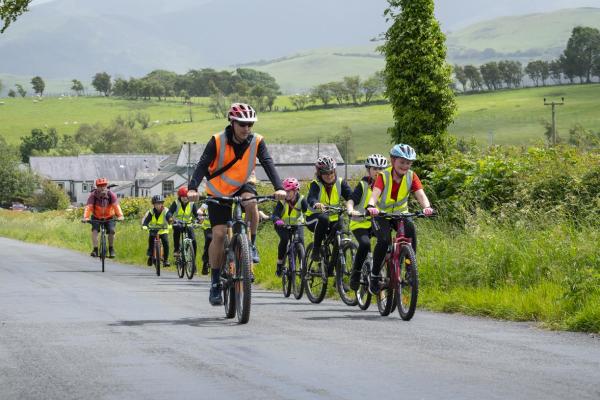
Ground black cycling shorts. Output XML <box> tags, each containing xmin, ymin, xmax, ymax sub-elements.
<box><xmin>90</xmin><ymin>218</ymin><xmax>116</xmax><ymax>234</ymax></box>
<box><xmin>208</xmin><ymin>183</ymin><xmax>258</xmax><ymax>227</ymax></box>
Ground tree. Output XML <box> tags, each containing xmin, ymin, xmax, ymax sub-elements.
<box><xmin>30</xmin><ymin>179</ymin><xmax>70</xmax><ymax>210</ymax></box>
<box><xmin>19</xmin><ymin>128</ymin><xmax>59</xmax><ymax>162</ymax></box>
<box><xmin>92</xmin><ymin>72</ymin><xmax>112</xmax><ymax>96</ymax></box>
<box><xmin>562</xmin><ymin>26</ymin><xmax>600</xmax><ymax>83</ymax></box>
<box><xmin>361</xmin><ymin>72</ymin><xmax>385</xmax><ymax>103</ymax></box>
<box><xmin>0</xmin><ymin>137</ymin><xmax>37</xmax><ymax>206</ymax></box>
<box><xmin>31</xmin><ymin>76</ymin><xmax>45</xmax><ymax>96</ymax></box>
<box><xmin>343</xmin><ymin>75</ymin><xmax>362</xmax><ymax>105</ymax></box>
<box><xmin>15</xmin><ymin>83</ymin><xmax>26</xmax><ymax>97</ymax></box>
<box><xmin>330</xmin><ymin>126</ymin><xmax>355</xmax><ymax>163</ymax></box>
<box><xmin>525</xmin><ymin>61</ymin><xmax>542</xmax><ymax>87</ymax></box>
<box><xmin>8</xmin><ymin>89</ymin><xmax>16</xmax><ymax>97</ymax></box>
<box><xmin>0</xmin><ymin>0</ymin><xmax>32</xmax><ymax>33</ymax></box>
<box><xmin>71</xmin><ymin>79</ymin><xmax>84</xmax><ymax>96</ymax></box>
<box><xmin>453</xmin><ymin>65</ymin><xmax>468</xmax><ymax>92</ymax></box>
<box><xmin>480</xmin><ymin>61</ymin><xmax>501</xmax><ymax>90</ymax></box>
<box><xmin>328</xmin><ymin>81</ymin><xmax>349</xmax><ymax>105</ymax></box>
<box><xmin>289</xmin><ymin>94</ymin><xmax>311</xmax><ymax>110</ymax></box>
<box><xmin>380</xmin><ymin>0</ymin><xmax>456</xmax><ymax>155</ymax></box>
<box><xmin>310</xmin><ymin>84</ymin><xmax>332</xmax><ymax>106</ymax></box>
<box><xmin>207</xmin><ymin>80</ymin><xmax>228</xmax><ymax>118</ymax></box>
<box><xmin>0</xmin><ymin>79</ymin><xmax>3</xmax><ymax>95</ymax></box>
<box><xmin>463</xmin><ymin>65</ymin><xmax>483</xmax><ymax>91</ymax></box>
<box><xmin>549</xmin><ymin>59</ymin><xmax>563</xmax><ymax>84</ymax></box>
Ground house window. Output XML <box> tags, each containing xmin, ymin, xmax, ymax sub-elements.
<box><xmin>56</xmin><ymin>182</ymin><xmax>65</xmax><ymax>190</ymax></box>
<box><xmin>162</xmin><ymin>180</ymin><xmax>174</xmax><ymax>196</ymax></box>
<box><xmin>82</xmin><ymin>181</ymin><xmax>94</xmax><ymax>192</ymax></box>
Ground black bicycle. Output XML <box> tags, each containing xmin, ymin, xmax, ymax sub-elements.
<box><xmin>85</xmin><ymin>218</ymin><xmax>117</xmax><ymax>273</ymax></box>
<box><xmin>147</xmin><ymin>228</ymin><xmax>164</xmax><ymax>277</ymax></box>
<box><xmin>280</xmin><ymin>223</ymin><xmax>309</xmax><ymax>299</ymax></box>
<box><xmin>174</xmin><ymin>220</ymin><xmax>199</xmax><ymax>280</ymax></box>
<box><xmin>305</xmin><ymin>206</ymin><xmax>358</xmax><ymax>306</ymax></box>
<box><xmin>202</xmin><ymin>195</ymin><xmax>274</xmax><ymax>324</ymax></box>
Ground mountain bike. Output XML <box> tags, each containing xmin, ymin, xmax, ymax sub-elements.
<box><xmin>372</xmin><ymin>211</ymin><xmax>433</xmax><ymax>320</ymax></box>
<box><xmin>174</xmin><ymin>221</ymin><xmax>199</xmax><ymax>280</ymax></box>
<box><xmin>202</xmin><ymin>195</ymin><xmax>274</xmax><ymax>324</ymax></box>
<box><xmin>279</xmin><ymin>222</ymin><xmax>308</xmax><ymax>299</ymax></box>
<box><xmin>305</xmin><ymin>206</ymin><xmax>357</xmax><ymax>306</ymax></box>
<box><xmin>147</xmin><ymin>228</ymin><xmax>164</xmax><ymax>277</ymax></box>
<box><xmin>85</xmin><ymin>218</ymin><xmax>117</xmax><ymax>273</ymax></box>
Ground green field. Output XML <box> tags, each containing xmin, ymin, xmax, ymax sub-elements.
<box><xmin>1</xmin><ymin>84</ymin><xmax>599</xmax><ymax>159</ymax></box>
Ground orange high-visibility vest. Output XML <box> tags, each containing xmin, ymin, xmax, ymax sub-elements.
<box><xmin>206</xmin><ymin>131</ymin><xmax>263</xmax><ymax>197</ymax></box>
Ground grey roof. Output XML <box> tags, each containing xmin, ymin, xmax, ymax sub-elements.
<box><xmin>176</xmin><ymin>142</ymin><xmax>344</xmax><ymax>167</ymax></box>
<box><xmin>258</xmin><ymin>165</ymin><xmax>365</xmax><ymax>182</ymax></box>
<box><xmin>136</xmin><ymin>171</ymin><xmax>183</xmax><ymax>188</ymax></box>
<box><xmin>30</xmin><ymin>154</ymin><xmax>169</xmax><ymax>181</ymax></box>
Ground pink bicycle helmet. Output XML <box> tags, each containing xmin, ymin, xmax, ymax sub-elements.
<box><xmin>282</xmin><ymin>177</ymin><xmax>300</xmax><ymax>191</ymax></box>
<box><xmin>228</xmin><ymin>103</ymin><xmax>257</xmax><ymax>122</ymax></box>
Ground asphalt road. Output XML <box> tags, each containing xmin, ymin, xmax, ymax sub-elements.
<box><xmin>1</xmin><ymin>237</ymin><xmax>599</xmax><ymax>400</ymax></box>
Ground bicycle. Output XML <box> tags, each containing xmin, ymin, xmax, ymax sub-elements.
<box><xmin>147</xmin><ymin>228</ymin><xmax>164</xmax><ymax>277</ymax></box>
<box><xmin>279</xmin><ymin>222</ymin><xmax>309</xmax><ymax>299</ymax></box>
<box><xmin>84</xmin><ymin>218</ymin><xmax>117</xmax><ymax>273</ymax></box>
<box><xmin>371</xmin><ymin>211</ymin><xmax>433</xmax><ymax>320</ymax></box>
<box><xmin>174</xmin><ymin>220</ymin><xmax>200</xmax><ymax>280</ymax></box>
<box><xmin>202</xmin><ymin>195</ymin><xmax>274</xmax><ymax>324</ymax></box>
<box><xmin>304</xmin><ymin>206</ymin><xmax>357</xmax><ymax>306</ymax></box>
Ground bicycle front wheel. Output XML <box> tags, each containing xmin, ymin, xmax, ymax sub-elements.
<box><xmin>100</xmin><ymin>231</ymin><xmax>107</xmax><ymax>273</ymax></box>
<box><xmin>176</xmin><ymin>250</ymin><xmax>185</xmax><ymax>279</ymax></box>
<box><xmin>337</xmin><ymin>241</ymin><xmax>358</xmax><ymax>306</ymax></box>
<box><xmin>292</xmin><ymin>242</ymin><xmax>305</xmax><ymax>300</ymax></box>
<box><xmin>304</xmin><ymin>243</ymin><xmax>327</xmax><ymax>304</ymax></box>
<box><xmin>376</xmin><ymin>260</ymin><xmax>393</xmax><ymax>316</ymax></box>
<box><xmin>154</xmin><ymin>239</ymin><xmax>161</xmax><ymax>277</ymax></box>
<box><xmin>184</xmin><ymin>241</ymin><xmax>196</xmax><ymax>280</ymax></box>
<box><xmin>234</xmin><ymin>234</ymin><xmax>252</xmax><ymax>324</ymax></box>
<box><xmin>397</xmin><ymin>245</ymin><xmax>419</xmax><ymax>321</ymax></box>
<box><xmin>357</xmin><ymin>255</ymin><xmax>372</xmax><ymax>310</ymax></box>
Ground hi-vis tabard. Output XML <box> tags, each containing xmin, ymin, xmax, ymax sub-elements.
<box><xmin>174</xmin><ymin>200</ymin><xmax>194</xmax><ymax>223</ymax></box>
<box><xmin>206</xmin><ymin>131</ymin><xmax>263</xmax><ymax>197</ymax></box>
<box><xmin>350</xmin><ymin>180</ymin><xmax>372</xmax><ymax>231</ymax></box>
<box><xmin>306</xmin><ymin>177</ymin><xmax>343</xmax><ymax>222</ymax></box>
<box><xmin>377</xmin><ymin>167</ymin><xmax>412</xmax><ymax>214</ymax></box>
<box><xmin>148</xmin><ymin>209</ymin><xmax>169</xmax><ymax>235</ymax></box>
<box><xmin>280</xmin><ymin>195</ymin><xmax>305</xmax><ymax>225</ymax></box>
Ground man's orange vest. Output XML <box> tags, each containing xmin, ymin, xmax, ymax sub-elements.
<box><xmin>206</xmin><ymin>131</ymin><xmax>263</xmax><ymax>197</ymax></box>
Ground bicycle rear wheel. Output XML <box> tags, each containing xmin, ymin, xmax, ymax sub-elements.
<box><xmin>292</xmin><ymin>242</ymin><xmax>305</xmax><ymax>300</ymax></box>
<box><xmin>100</xmin><ymin>230</ymin><xmax>106</xmax><ymax>273</ymax></box>
<box><xmin>357</xmin><ymin>255</ymin><xmax>372</xmax><ymax>310</ymax></box>
<box><xmin>223</xmin><ymin>275</ymin><xmax>236</xmax><ymax>319</ymax></box>
<box><xmin>234</xmin><ymin>234</ymin><xmax>252</xmax><ymax>324</ymax></box>
<box><xmin>184</xmin><ymin>240</ymin><xmax>196</xmax><ymax>280</ymax></box>
<box><xmin>154</xmin><ymin>239</ymin><xmax>161</xmax><ymax>277</ymax></box>
<box><xmin>397</xmin><ymin>245</ymin><xmax>419</xmax><ymax>321</ymax></box>
<box><xmin>376</xmin><ymin>260</ymin><xmax>393</xmax><ymax>316</ymax></box>
<box><xmin>337</xmin><ymin>241</ymin><xmax>358</xmax><ymax>306</ymax></box>
<box><xmin>281</xmin><ymin>257</ymin><xmax>292</xmax><ymax>298</ymax></box>
<box><xmin>176</xmin><ymin>250</ymin><xmax>185</xmax><ymax>279</ymax></box>
<box><xmin>304</xmin><ymin>243</ymin><xmax>327</xmax><ymax>304</ymax></box>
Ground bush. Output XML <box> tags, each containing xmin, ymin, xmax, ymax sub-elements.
<box><xmin>30</xmin><ymin>179</ymin><xmax>70</xmax><ymax>210</ymax></box>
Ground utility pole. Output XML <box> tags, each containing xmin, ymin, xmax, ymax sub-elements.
<box><xmin>188</xmin><ymin>100</ymin><xmax>193</xmax><ymax>123</ymax></box>
<box><xmin>544</xmin><ymin>97</ymin><xmax>564</xmax><ymax>146</ymax></box>
<box><xmin>184</xmin><ymin>141</ymin><xmax>197</xmax><ymax>185</ymax></box>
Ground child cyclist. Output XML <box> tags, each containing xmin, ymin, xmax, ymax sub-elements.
<box><xmin>365</xmin><ymin>144</ymin><xmax>434</xmax><ymax>293</ymax></box>
<box><xmin>272</xmin><ymin>177</ymin><xmax>309</xmax><ymax>277</ymax></box>
<box><xmin>306</xmin><ymin>155</ymin><xmax>353</xmax><ymax>271</ymax></box>
<box><xmin>168</xmin><ymin>186</ymin><xmax>199</xmax><ymax>264</ymax></box>
<box><xmin>142</xmin><ymin>195</ymin><xmax>174</xmax><ymax>267</ymax></box>
<box><xmin>197</xmin><ymin>202</ymin><xmax>212</xmax><ymax>275</ymax></box>
<box><xmin>346</xmin><ymin>154</ymin><xmax>389</xmax><ymax>290</ymax></box>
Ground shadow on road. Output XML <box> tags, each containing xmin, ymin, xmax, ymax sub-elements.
<box><xmin>109</xmin><ymin>317</ymin><xmax>237</xmax><ymax>328</ymax></box>
<box><xmin>302</xmin><ymin>314</ymin><xmax>384</xmax><ymax>321</ymax></box>
<box><xmin>49</xmin><ymin>270</ymin><xmax>104</xmax><ymax>273</ymax></box>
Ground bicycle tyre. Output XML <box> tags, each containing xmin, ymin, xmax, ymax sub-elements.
<box><xmin>234</xmin><ymin>234</ymin><xmax>252</xmax><ymax>324</ymax></box>
<box><xmin>397</xmin><ymin>245</ymin><xmax>419</xmax><ymax>321</ymax></box>
<box><xmin>304</xmin><ymin>243</ymin><xmax>327</xmax><ymax>304</ymax></box>
<box><xmin>184</xmin><ymin>241</ymin><xmax>196</xmax><ymax>280</ymax></box>
<box><xmin>281</xmin><ymin>255</ymin><xmax>292</xmax><ymax>298</ymax></box>
<box><xmin>357</xmin><ymin>255</ymin><xmax>372</xmax><ymax>310</ymax></box>
<box><xmin>154</xmin><ymin>239</ymin><xmax>161</xmax><ymax>277</ymax></box>
<box><xmin>292</xmin><ymin>242</ymin><xmax>305</xmax><ymax>300</ymax></box>
<box><xmin>337</xmin><ymin>241</ymin><xmax>358</xmax><ymax>306</ymax></box>
<box><xmin>223</xmin><ymin>278</ymin><xmax>236</xmax><ymax>319</ymax></box>
<box><xmin>176</xmin><ymin>249</ymin><xmax>185</xmax><ymax>279</ymax></box>
<box><xmin>376</xmin><ymin>260</ymin><xmax>393</xmax><ymax>316</ymax></box>
<box><xmin>100</xmin><ymin>230</ymin><xmax>106</xmax><ymax>273</ymax></box>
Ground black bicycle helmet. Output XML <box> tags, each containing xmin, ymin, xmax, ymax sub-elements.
<box><xmin>151</xmin><ymin>194</ymin><xmax>165</xmax><ymax>204</ymax></box>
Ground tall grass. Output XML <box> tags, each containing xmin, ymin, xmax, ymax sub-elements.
<box><xmin>2</xmin><ymin>208</ymin><xmax>598</xmax><ymax>333</ymax></box>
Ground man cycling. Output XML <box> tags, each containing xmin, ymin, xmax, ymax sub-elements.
<box><xmin>187</xmin><ymin>103</ymin><xmax>286</xmax><ymax>305</ymax></box>
<box><xmin>82</xmin><ymin>178</ymin><xmax>124</xmax><ymax>258</ymax></box>
<box><xmin>365</xmin><ymin>144</ymin><xmax>434</xmax><ymax>294</ymax></box>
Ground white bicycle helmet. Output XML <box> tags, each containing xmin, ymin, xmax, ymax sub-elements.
<box><xmin>365</xmin><ymin>153</ymin><xmax>389</xmax><ymax>168</ymax></box>
<box><xmin>315</xmin><ymin>155</ymin><xmax>337</xmax><ymax>173</ymax></box>
<box><xmin>228</xmin><ymin>103</ymin><xmax>257</xmax><ymax>122</ymax></box>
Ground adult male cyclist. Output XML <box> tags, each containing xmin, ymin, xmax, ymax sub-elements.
<box><xmin>187</xmin><ymin>103</ymin><xmax>286</xmax><ymax>305</ymax></box>
<box><xmin>365</xmin><ymin>144</ymin><xmax>434</xmax><ymax>294</ymax></box>
<box><xmin>82</xmin><ymin>178</ymin><xmax>124</xmax><ymax>258</ymax></box>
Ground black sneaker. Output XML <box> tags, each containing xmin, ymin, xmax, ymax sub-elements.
<box><xmin>251</xmin><ymin>245</ymin><xmax>260</xmax><ymax>264</ymax></box>
<box><xmin>147</xmin><ymin>257</ymin><xmax>153</xmax><ymax>266</ymax></box>
<box><xmin>201</xmin><ymin>262</ymin><xmax>209</xmax><ymax>276</ymax></box>
<box><xmin>163</xmin><ymin>260</ymin><xmax>170</xmax><ymax>267</ymax></box>
<box><xmin>369</xmin><ymin>275</ymin><xmax>382</xmax><ymax>295</ymax></box>
<box><xmin>349</xmin><ymin>270</ymin><xmax>361</xmax><ymax>291</ymax></box>
<box><xmin>90</xmin><ymin>248</ymin><xmax>98</xmax><ymax>257</ymax></box>
<box><xmin>209</xmin><ymin>283</ymin><xmax>223</xmax><ymax>306</ymax></box>
<box><xmin>108</xmin><ymin>247</ymin><xmax>115</xmax><ymax>258</ymax></box>
<box><xmin>275</xmin><ymin>263</ymin><xmax>283</xmax><ymax>277</ymax></box>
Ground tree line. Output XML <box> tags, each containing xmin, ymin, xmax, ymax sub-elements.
<box><xmin>454</xmin><ymin>26</ymin><xmax>600</xmax><ymax>92</ymax></box>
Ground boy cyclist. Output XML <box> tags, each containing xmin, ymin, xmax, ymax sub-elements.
<box><xmin>168</xmin><ymin>186</ymin><xmax>199</xmax><ymax>264</ymax></box>
<box><xmin>142</xmin><ymin>195</ymin><xmax>174</xmax><ymax>267</ymax></box>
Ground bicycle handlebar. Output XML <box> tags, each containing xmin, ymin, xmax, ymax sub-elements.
<box><xmin>198</xmin><ymin>195</ymin><xmax>275</xmax><ymax>205</ymax></box>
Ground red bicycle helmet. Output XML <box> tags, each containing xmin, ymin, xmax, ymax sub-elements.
<box><xmin>177</xmin><ymin>186</ymin><xmax>188</xmax><ymax>197</ymax></box>
<box><xmin>95</xmin><ymin>177</ymin><xmax>108</xmax><ymax>187</ymax></box>
<box><xmin>228</xmin><ymin>103</ymin><xmax>258</xmax><ymax>122</ymax></box>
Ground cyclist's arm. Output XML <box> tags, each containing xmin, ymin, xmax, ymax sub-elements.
<box><xmin>271</xmin><ymin>201</ymin><xmax>284</xmax><ymax>221</ymax></box>
<box><xmin>347</xmin><ymin>181</ymin><xmax>363</xmax><ymax>212</ymax></box>
<box><xmin>413</xmin><ymin>189</ymin><xmax>431</xmax><ymax>209</ymax></box>
<box><xmin>306</xmin><ymin>181</ymin><xmax>320</xmax><ymax>208</ymax></box>
<box><xmin>340</xmin><ymin>179</ymin><xmax>353</xmax><ymax>201</ymax></box>
<box><xmin>166</xmin><ymin>211</ymin><xmax>174</xmax><ymax>225</ymax></box>
<box><xmin>141</xmin><ymin>210</ymin><xmax>152</xmax><ymax>227</ymax></box>
<box><xmin>168</xmin><ymin>201</ymin><xmax>177</xmax><ymax>215</ymax></box>
<box><xmin>256</xmin><ymin>140</ymin><xmax>283</xmax><ymax>191</ymax></box>
<box><xmin>189</xmin><ymin>137</ymin><xmax>217</xmax><ymax>191</ymax></box>
<box><xmin>301</xmin><ymin>197</ymin><xmax>309</xmax><ymax>213</ymax></box>
<box><xmin>83</xmin><ymin>193</ymin><xmax>95</xmax><ymax>220</ymax></box>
